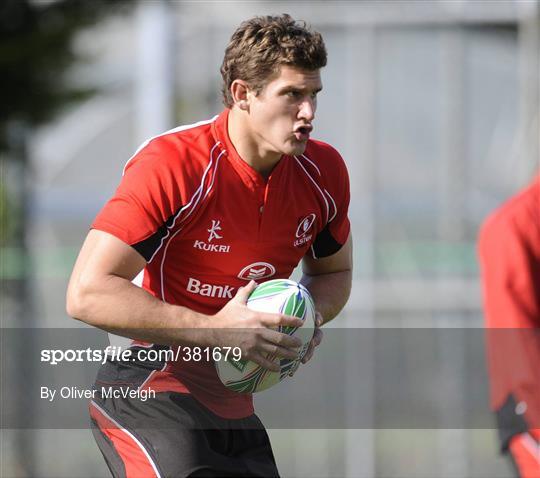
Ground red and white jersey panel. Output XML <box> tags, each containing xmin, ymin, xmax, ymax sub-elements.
<box><xmin>92</xmin><ymin>109</ymin><xmax>351</xmax><ymax>418</ymax></box>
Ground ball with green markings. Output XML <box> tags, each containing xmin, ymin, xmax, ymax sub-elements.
<box><xmin>215</xmin><ymin>279</ymin><xmax>316</xmax><ymax>393</ymax></box>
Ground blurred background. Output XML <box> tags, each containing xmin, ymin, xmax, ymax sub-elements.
<box><xmin>1</xmin><ymin>0</ymin><xmax>539</xmax><ymax>477</ymax></box>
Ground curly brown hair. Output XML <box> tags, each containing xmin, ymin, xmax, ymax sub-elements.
<box><xmin>220</xmin><ymin>14</ymin><xmax>327</xmax><ymax>108</ymax></box>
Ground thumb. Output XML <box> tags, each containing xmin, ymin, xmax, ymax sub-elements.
<box><xmin>233</xmin><ymin>280</ymin><xmax>258</xmax><ymax>304</ymax></box>
<box><xmin>315</xmin><ymin>311</ymin><xmax>324</xmax><ymax>328</ymax></box>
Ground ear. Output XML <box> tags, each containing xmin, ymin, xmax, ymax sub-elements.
<box><xmin>230</xmin><ymin>79</ymin><xmax>250</xmax><ymax>111</ymax></box>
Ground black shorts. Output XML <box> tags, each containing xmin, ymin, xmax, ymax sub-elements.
<box><xmin>89</xmin><ymin>362</ymin><xmax>279</xmax><ymax>478</ymax></box>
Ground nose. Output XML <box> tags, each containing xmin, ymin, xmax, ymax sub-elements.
<box><xmin>298</xmin><ymin>97</ymin><xmax>316</xmax><ymax>122</ymax></box>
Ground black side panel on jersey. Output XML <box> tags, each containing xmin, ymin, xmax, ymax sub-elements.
<box><xmin>312</xmin><ymin>224</ymin><xmax>343</xmax><ymax>258</ymax></box>
<box><xmin>132</xmin><ymin>210</ymin><xmax>182</xmax><ymax>262</ymax></box>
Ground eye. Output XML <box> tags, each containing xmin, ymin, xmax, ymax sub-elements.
<box><xmin>286</xmin><ymin>90</ymin><xmax>302</xmax><ymax>99</ymax></box>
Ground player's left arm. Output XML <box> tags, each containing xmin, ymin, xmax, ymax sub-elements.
<box><xmin>299</xmin><ymin>233</ymin><xmax>353</xmax><ymax>364</ymax></box>
<box><xmin>301</xmin><ymin>233</ymin><xmax>353</xmax><ymax>322</ymax></box>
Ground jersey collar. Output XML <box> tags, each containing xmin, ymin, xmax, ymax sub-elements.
<box><xmin>212</xmin><ymin>109</ymin><xmax>285</xmax><ymax>190</ymax></box>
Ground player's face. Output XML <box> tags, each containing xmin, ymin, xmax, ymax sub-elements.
<box><xmin>248</xmin><ymin>66</ymin><xmax>322</xmax><ymax>158</ymax></box>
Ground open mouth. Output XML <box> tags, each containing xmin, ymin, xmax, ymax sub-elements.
<box><xmin>294</xmin><ymin>125</ymin><xmax>312</xmax><ymax>141</ymax></box>
<box><xmin>295</xmin><ymin>125</ymin><xmax>312</xmax><ymax>135</ymax></box>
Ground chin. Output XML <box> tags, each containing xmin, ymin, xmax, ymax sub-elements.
<box><xmin>285</xmin><ymin>142</ymin><xmax>308</xmax><ymax>157</ymax></box>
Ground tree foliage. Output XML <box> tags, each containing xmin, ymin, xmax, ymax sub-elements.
<box><xmin>0</xmin><ymin>0</ymin><xmax>130</xmax><ymax>153</ymax></box>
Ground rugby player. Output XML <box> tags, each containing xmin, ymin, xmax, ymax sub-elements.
<box><xmin>67</xmin><ymin>14</ymin><xmax>352</xmax><ymax>478</ymax></box>
<box><xmin>479</xmin><ymin>174</ymin><xmax>540</xmax><ymax>478</ymax></box>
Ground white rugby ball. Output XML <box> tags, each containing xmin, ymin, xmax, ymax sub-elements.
<box><xmin>215</xmin><ymin>279</ymin><xmax>316</xmax><ymax>393</ymax></box>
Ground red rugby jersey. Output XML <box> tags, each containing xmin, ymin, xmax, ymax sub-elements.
<box><xmin>92</xmin><ymin>109</ymin><xmax>351</xmax><ymax>418</ymax></box>
<box><xmin>478</xmin><ymin>175</ymin><xmax>540</xmax><ymax>436</ymax></box>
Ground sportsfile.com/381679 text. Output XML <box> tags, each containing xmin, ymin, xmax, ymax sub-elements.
<box><xmin>40</xmin><ymin>346</ymin><xmax>243</xmax><ymax>366</ymax></box>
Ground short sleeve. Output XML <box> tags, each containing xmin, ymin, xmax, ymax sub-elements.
<box><xmin>479</xmin><ymin>212</ymin><xmax>540</xmax><ymax>328</ymax></box>
<box><xmin>92</xmin><ymin>137</ymin><xmax>188</xmax><ymax>262</ymax></box>
<box><xmin>311</xmin><ymin>145</ymin><xmax>351</xmax><ymax>258</ymax></box>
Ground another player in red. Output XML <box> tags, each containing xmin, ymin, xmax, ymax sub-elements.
<box><xmin>67</xmin><ymin>14</ymin><xmax>352</xmax><ymax>478</ymax></box>
<box><xmin>478</xmin><ymin>174</ymin><xmax>540</xmax><ymax>478</ymax></box>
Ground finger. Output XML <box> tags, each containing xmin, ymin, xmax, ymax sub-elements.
<box><xmin>233</xmin><ymin>280</ymin><xmax>257</xmax><ymax>304</ymax></box>
<box><xmin>315</xmin><ymin>311</ymin><xmax>324</xmax><ymax>327</ymax></box>
<box><xmin>301</xmin><ymin>330</ymin><xmax>323</xmax><ymax>364</ymax></box>
<box><xmin>301</xmin><ymin>343</ymin><xmax>315</xmax><ymax>364</ymax></box>
<box><xmin>249</xmin><ymin>352</ymin><xmax>280</xmax><ymax>372</ymax></box>
<box><xmin>261</xmin><ymin>313</ymin><xmax>304</xmax><ymax>329</ymax></box>
<box><xmin>259</xmin><ymin>341</ymin><xmax>300</xmax><ymax>360</ymax></box>
<box><xmin>312</xmin><ymin>328</ymin><xmax>323</xmax><ymax>346</ymax></box>
<box><xmin>262</xmin><ymin>328</ymin><xmax>302</xmax><ymax>348</ymax></box>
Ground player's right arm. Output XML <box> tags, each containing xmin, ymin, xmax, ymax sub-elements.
<box><xmin>66</xmin><ymin>229</ymin><xmax>302</xmax><ymax>371</ymax></box>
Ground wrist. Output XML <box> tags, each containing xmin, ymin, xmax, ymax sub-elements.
<box><xmin>169</xmin><ymin>306</ymin><xmax>214</xmax><ymax>347</ymax></box>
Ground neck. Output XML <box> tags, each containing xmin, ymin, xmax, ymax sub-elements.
<box><xmin>227</xmin><ymin>108</ymin><xmax>281</xmax><ymax>178</ymax></box>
